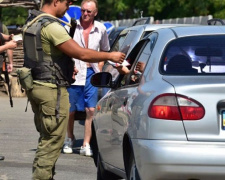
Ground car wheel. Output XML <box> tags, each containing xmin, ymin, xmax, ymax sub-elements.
<box><xmin>128</xmin><ymin>153</ymin><xmax>140</xmax><ymax>180</ymax></box>
<box><xmin>97</xmin><ymin>154</ymin><xmax>121</xmax><ymax>180</ymax></box>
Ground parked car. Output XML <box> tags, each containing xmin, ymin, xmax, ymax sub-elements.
<box><xmin>91</xmin><ymin>25</ymin><xmax>225</xmax><ymax>180</ymax></box>
<box><xmin>109</xmin><ymin>23</ymin><xmax>195</xmax><ymax>58</ymax></box>
<box><xmin>101</xmin><ymin>23</ymin><xmax>195</xmax><ymax>98</ymax></box>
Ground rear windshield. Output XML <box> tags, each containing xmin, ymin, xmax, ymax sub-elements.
<box><xmin>161</xmin><ymin>35</ymin><xmax>225</xmax><ymax>75</ymax></box>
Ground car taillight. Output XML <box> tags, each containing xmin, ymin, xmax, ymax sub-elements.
<box><xmin>148</xmin><ymin>93</ymin><xmax>205</xmax><ymax>120</ymax></box>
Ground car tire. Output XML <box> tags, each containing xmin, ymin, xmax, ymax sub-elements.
<box><xmin>97</xmin><ymin>154</ymin><xmax>121</xmax><ymax>180</ymax></box>
<box><xmin>127</xmin><ymin>153</ymin><xmax>140</xmax><ymax>180</ymax></box>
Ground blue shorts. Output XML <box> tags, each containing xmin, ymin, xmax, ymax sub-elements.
<box><xmin>67</xmin><ymin>68</ymin><xmax>98</xmax><ymax>112</ymax></box>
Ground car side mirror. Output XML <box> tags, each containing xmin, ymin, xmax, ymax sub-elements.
<box><xmin>91</xmin><ymin>72</ymin><xmax>113</xmax><ymax>87</ymax></box>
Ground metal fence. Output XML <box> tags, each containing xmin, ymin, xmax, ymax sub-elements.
<box><xmin>106</xmin><ymin>15</ymin><xmax>213</xmax><ymax>27</ymax></box>
<box><xmin>161</xmin><ymin>15</ymin><xmax>213</xmax><ymax>25</ymax></box>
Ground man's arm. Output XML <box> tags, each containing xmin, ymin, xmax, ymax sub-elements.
<box><xmin>0</xmin><ymin>40</ymin><xmax>17</xmax><ymax>53</ymax></box>
<box><xmin>0</xmin><ymin>32</ymin><xmax>16</xmax><ymax>72</ymax></box>
<box><xmin>57</xmin><ymin>39</ymin><xmax>125</xmax><ymax>64</ymax></box>
<box><xmin>6</xmin><ymin>49</ymin><xmax>13</xmax><ymax>72</ymax></box>
<box><xmin>1</xmin><ymin>33</ymin><xmax>13</xmax><ymax>41</ymax></box>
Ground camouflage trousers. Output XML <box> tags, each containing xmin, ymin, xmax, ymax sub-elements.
<box><xmin>27</xmin><ymin>83</ymin><xmax>69</xmax><ymax>180</ymax></box>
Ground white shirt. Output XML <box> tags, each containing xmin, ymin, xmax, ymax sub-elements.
<box><xmin>72</xmin><ymin>20</ymin><xmax>110</xmax><ymax>85</ymax></box>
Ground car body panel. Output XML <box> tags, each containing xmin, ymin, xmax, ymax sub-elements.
<box><xmin>163</xmin><ymin>76</ymin><xmax>225</xmax><ymax>141</ymax></box>
<box><xmin>92</xmin><ymin>25</ymin><xmax>225</xmax><ymax>179</ymax></box>
<box><xmin>133</xmin><ymin>139</ymin><xmax>225</xmax><ymax>180</ymax></box>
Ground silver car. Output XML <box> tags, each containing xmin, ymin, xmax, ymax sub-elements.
<box><xmin>91</xmin><ymin>25</ymin><xmax>225</xmax><ymax>180</ymax></box>
<box><xmin>110</xmin><ymin>24</ymin><xmax>193</xmax><ymax>55</ymax></box>
<box><xmin>101</xmin><ymin>23</ymin><xmax>194</xmax><ymax>98</ymax></box>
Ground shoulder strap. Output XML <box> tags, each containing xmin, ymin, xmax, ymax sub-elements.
<box><xmin>29</xmin><ymin>9</ymin><xmax>43</xmax><ymax>17</ymax></box>
<box><xmin>23</xmin><ymin>13</ymin><xmax>71</xmax><ymax>33</ymax></box>
<box><xmin>69</xmin><ymin>18</ymin><xmax>77</xmax><ymax>38</ymax></box>
<box><xmin>25</xmin><ymin>9</ymin><xmax>43</xmax><ymax>23</ymax></box>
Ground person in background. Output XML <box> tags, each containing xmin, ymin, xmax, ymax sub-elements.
<box><xmin>22</xmin><ymin>0</ymin><xmax>125</xmax><ymax>179</ymax></box>
<box><xmin>0</xmin><ymin>21</ymin><xmax>14</xmax><ymax>72</ymax></box>
<box><xmin>63</xmin><ymin>0</ymin><xmax>109</xmax><ymax>156</ymax></box>
<box><xmin>0</xmin><ymin>32</ymin><xmax>17</xmax><ymax>161</ymax></box>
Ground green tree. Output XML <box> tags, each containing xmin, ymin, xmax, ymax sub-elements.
<box><xmin>97</xmin><ymin>0</ymin><xmax>129</xmax><ymax>20</ymax></box>
<box><xmin>210</xmin><ymin>0</ymin><xmax>225</xmax><ymax>19</ymax></box>
<box><xmin>1</xmin><ymin>0</ymin><xmax>225</xmax><ymax>25</ymax></box>
<box><xmin>0</xmin><ymin>7</ymin><xmax>28</xmax><ymax>26</ymax></box>
<box><xmin>95</xmin><ymin>0</ymin><xmax>225</xmax><ymax>21</ymax></box>
<box><xmin>134</xmin><ymin>0</ymin><xmax>213</xmax><ymax>20</ymax></box>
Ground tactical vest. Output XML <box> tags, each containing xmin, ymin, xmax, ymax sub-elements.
<box><xmin>22</xmin><ymin>14</ymin><xmax>74</xmax><ymax>87</ymax></box>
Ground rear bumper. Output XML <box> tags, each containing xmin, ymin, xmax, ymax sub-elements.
<box><xmin>132</xmin><ymin>139</ymin><xmax>225</xmax><ymax>180</ymax></box>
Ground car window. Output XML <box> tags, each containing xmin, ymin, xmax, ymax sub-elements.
<box><xmin>102</xmin><ymin>31</ymin><xmax>134</xmax><ymax>84</ymax></box>
<box><xmin>119</xmin><ymin>33</ymin><xmax>158</xmax><ymax>86</ymax></box>
<box><xmin>119</xmin><ymin>30</ymin><xmax>137</xmax><ymax>54</ymax></box>
<box><xmin>141</xmin><ymin>31</ymin><xmax>152</xmax><ymax>39</ymax></box>
<box><xmin>110</xmin><ymin>33</ymin><xmax>127</xmax><ymax>52</ymax></box>
<box><xmin>109</xmin><ymin>29</ymin><xmax>119</xmax><ymax>47</ymax></box>
<box><xmin>161</xmin><ymin>35</ymin><xmax>225</xmax><ymax>75</ymax></box>
<box><xmin>127</xmin><ymin>42</ymin><xmax>151</xmax><ymax>85</ymax></box>
<box><xmin>127</xmin><ymin>33</ymin><xmax>158</xmax><ymax>85</ymax></box>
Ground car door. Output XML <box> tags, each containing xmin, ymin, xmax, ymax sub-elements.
<box><xmin>106</xmin><ymin>33</ymin><xmax>158</xmax><ymax>169</ymax></box>
<box><xmin>96</xmin><ymin>31</ymin><xmax>140</xmax><ymax>160</ymax></box>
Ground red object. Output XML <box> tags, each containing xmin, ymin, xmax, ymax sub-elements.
<box><xmin>148</xmin><ymin>93</ymin><xmax>205</xmax><ymax>120</ymax></box>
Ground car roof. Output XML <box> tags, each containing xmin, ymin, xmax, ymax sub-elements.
<box><xmin>115</xmin><ymin>24</ymin><xmax>198</xmax><ymax>54</ymax></box>
<box><xmin>156</xmin><ymin>25</ymin><xmax>225</xmax><ymax>37</ymax></box>
<box><xmin>121</xmin><ymin>23</ymin><xmax>197</xmax><ymax>32</ymax></box>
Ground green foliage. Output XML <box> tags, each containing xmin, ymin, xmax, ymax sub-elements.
<box><xmin>75</xmin><ymin>0</ymin><xmax>225</xmax><ymax>20</ymax></box>
<box><xmin>92</xmin><ymin>0</ymin><xmax>224</xmax><ymax>21</ymax></box>
<box><xmin>97</xmin><ymin>0</ymin><xmax>129</xmax><ymax>20</ymax></box>
<box><xmin>1</xmin><ymin>7</ymin><xmax>28</xmax><ymax>26</ymax></box>
<box><xmin>1</xmin><ymin>0</ymin><xmax>225</xmax><ymax>25</ymax></box>
<box><xmin>211</xmin><ymin>0</ymin><xmax>225</xmax><ymax>18</ymax></box>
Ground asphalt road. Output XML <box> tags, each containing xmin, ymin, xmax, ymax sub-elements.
<box><xmin>0</xmin><ymin>92</ymin><xmax>96</xmax><ymax>180</ymax></box>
